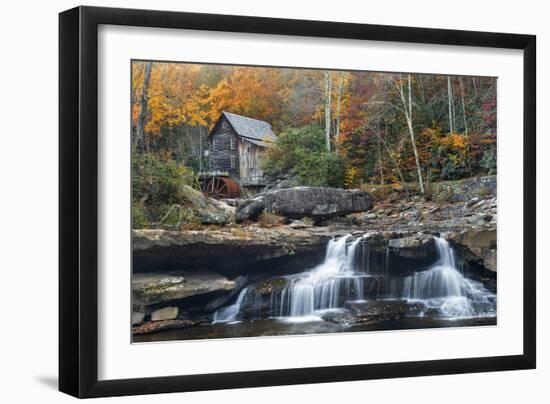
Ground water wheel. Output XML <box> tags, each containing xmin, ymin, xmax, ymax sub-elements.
<box><xmin>202</xmin><ymin>177</ymin><xmax>240</xmax><ymax>199</ymax></box>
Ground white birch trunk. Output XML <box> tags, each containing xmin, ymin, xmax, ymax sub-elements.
<box><xmin>377</xmin><ymin>121</ymin><xmax>384</xmax><ymax>185</ymax></box>
<box><xmin>459</xmin><ymin>77</ymin><xmax>468</xmax><ymax>137</ymax></box>
<box><xmin>447</xmin><ymin>76</ymin><xmax>454</xmax><ymax>133</ymax></box>
<box><xmin>335</xmin><ymin>73</ymin><xmax>344</xmax><ymax>147</ymax></box>
<box><xmin>398</xmin><ymin>74</ymin><xmax>425</xmax><ymax>194</ymax></box>
<box><xmin>324</xmin><ymin>71</ymin><xmax>332</xmax><ymax>152</ymax></box>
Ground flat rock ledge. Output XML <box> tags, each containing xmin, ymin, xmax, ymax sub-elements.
<box><xmin>132</xmin><ymin>319</ymin><xmax>196</xmax><ymax>335</ymax></box>
<box><xmin>133</xmin><ymin>271</ymin><xmax>235</xmax><ymax>305</ymax></box>
<box><xmin>133</xmin><ymin>227</ymin><xmax>329</xmax><ymax>274</ymax></box>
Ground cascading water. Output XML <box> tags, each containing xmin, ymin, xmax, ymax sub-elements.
<box><xmin>395</xmin><ymin>237</ymin><xmax>496</xmax><ymax>318</ymax></box>
<box><xmin>212</xmin><ymin>287</ymin><xmax>250</xmax><ymax>324</ymax></box>
<box><xmin>213</xmin><ymin>234</ymin><xmax>496</xmax><ymax>324</ymax></box>
<box><xmin>277</xmin><ymin>235</ymin><xmax>369</xmax><ymax>319</ymax></box>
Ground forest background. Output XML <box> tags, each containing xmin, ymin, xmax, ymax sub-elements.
<box><xmin>131</xmin><ymin>61</ymin><xmax>497</xmax><ymax>226</ymax></box>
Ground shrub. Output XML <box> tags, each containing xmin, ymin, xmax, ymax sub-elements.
<box><xmin>258</xmin><ymin>211</ymin><xmax>286</xmax><ymax>228</ymax></box>
<box><xmin>440</xmin><ymin>155</ymin><xmax>467</xmax><ymax>180</ymax></box>
<box><xmin>159</xmin><ymin>204</ymin><xmax>201</xmax><ymax>226</ymax></box>
<box><xmin>132</xmin><ymin>202</ymin><xmax>149</xmax><ymax>229</ymax></box>
<box><xmin>132</xmin><ymin>152</ymin><xmax>196</xmax><ymax>226</ymax></box>
<box><xmin>264</xmin><ymin>125</ymin><xmax>345</xmax><ymax>188</ymax></box>
<box><xmin>480</xmin><ymin>147</ymin><xmax>497</xmax><ymax>175</ymax></box>
<box><xmin>230</xmin><ymin>227</ymin><xmax>252</xmax><ymax>239</ymax></box>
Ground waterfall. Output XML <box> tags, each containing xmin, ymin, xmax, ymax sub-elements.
<box><xmin>395</xmin><ymin>237</ymin><xmax>495</xmax><ymax>318</ymax></box>
<box><xmin>277</xmin><ymin>235</ymin><xmax>494</xmax><ymax>321</ymax></box>
<box><xmin>213</xmin><ymin>234</ymin><xmax>495</xmax><ymax>324</ymax></box>
<box><xmin>278</xmin><ymin>235</ymin><xmax>369</xmax><ymax>318</ymax></box>
<box><xmin>212</xmin><ymin>287</ymin><xmax>250</xmax><ymax>324</ymax></box>
<box><xmin>401</xmin><ymin>238</ymin><xmax>463</xmax><ymax>299</ymax></box>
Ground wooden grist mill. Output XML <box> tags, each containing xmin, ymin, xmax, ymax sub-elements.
<box><xmin>199</xmin><ymin>111</ymin><xmax>277</xmax><ymax>199</ymax></box>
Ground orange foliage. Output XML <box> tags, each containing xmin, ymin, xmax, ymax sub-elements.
<box><xmin>206</xmin><ymin>67</ymin><xmax>284</xmax><ymax>127</ymax></box>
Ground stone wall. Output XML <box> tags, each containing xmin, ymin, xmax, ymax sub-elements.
<box><xmin>430</xmin><ymin>175</ymin><xmax>496</xmax><ymax>203</ymax></box>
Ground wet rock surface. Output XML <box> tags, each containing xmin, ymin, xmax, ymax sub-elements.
<box><xmin>204</xmin><ymin>275</ymin><xmax>248</xmax><ymax>311</ymax></box>
<box><xmin>321</xmin><ymin>300</ymin><xmax>426</xmax><ymax>325</ymax></box>
<box><xmin>132</xmin><ymin>319</ymin><xmax>197</xmax><ymax>335</ymax></box>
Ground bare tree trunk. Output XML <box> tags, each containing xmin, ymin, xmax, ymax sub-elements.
<box><xmin>398</xmin><ymin>74</ymin><xmax>425</xmax><ymax>194</ymax></box>
<box><xmin>472</xmin><ymin>77</ymin><xmax>478</xmax><ymax>97</ymax></box>
<box><xmin>459</xmin><ymin>77</ymin><xmax>472</xmax><ymax>174</ymax></box>
<box><xmin>335</xmin><ymin>73</ymin><xmax>344</xmax><ymax>148</ymax></box>
<box><xmin>458</xmin><ymin>77</ymin><xmax>468</xmax><ymax>136</ymax></box>
<box><xmin>324</xmin><ymin>71</ymin><xmax>332</xmax><ymax>152</ymax></box>
<box><xmin>447</xmin><ymin>75</ymin><xmax>454</xmax><ymax>133</ymax></box>
<box><xmin>418</xmin><ymin>75</ymin><xmax>427</xmax><ymax>106</ymax></box>
<box><xmin>135</xmin><ymin>62</ymin><xmax>152</xmax><ymax>151</ymax></box>
<box><xmin>376</xmin><ymin>120</ymin><xmax>385</xmax><ymax>185</ymax></box>
<box><xmin>451</xmin><ymin>79</ymin><xmax>457</xmax><ymax>132</ymax></box>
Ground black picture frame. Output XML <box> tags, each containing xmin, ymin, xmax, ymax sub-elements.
<box><xmin>59</xmin><ymin>5</ymin><xmax>536</xmax><ymax>398</ymax></box>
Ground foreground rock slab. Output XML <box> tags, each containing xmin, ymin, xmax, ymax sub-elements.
<box><xmin>133</xmin><ymin>271</ymin><xmax>235</xmax><ymax>305</ymax></box>
<box><xmin>133</xmin><ymin>227</ymin><xmax>328</xmax><ymax>275</ymax></box>
<box><xmin>132</xmin><ymin>319</ymin><xmax>196</xmax><ymax>335</ymax></box>
<box><xmin>236</xmin><ymin>187</ymin><xmax>373</xmax><ymax>222</ymax></box>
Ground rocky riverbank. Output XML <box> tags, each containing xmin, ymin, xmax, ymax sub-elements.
<box><xmin>132</xmin><ymin>177</ymin><xmax>497</xmax><ymax>336</ymax></box>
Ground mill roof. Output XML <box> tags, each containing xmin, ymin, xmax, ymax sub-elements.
<box><xmin>214</xmin><ymin>111</ymin><xmax>277</xmax><ymax>147</ymax></box>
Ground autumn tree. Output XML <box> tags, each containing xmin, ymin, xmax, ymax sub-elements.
<box><xmin>131</xmin><ymin>60</ymin><xmax>497</xmax><ymax>194</ymax></box>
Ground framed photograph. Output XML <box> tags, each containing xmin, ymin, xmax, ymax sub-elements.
<box><xmin>59</xmin><ymin>6</ymin><xmax>536</xmax><ymax>398</ymax></box>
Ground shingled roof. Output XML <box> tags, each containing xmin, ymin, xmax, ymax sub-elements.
<box><xmin>219</xmin><ymin>111</ymin><xmax>277</xmax><ymax>147</ymax></box>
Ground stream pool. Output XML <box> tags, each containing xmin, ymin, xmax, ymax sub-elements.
<box><xmin>134</xmin><ymin>316</ymin><xmax>496</xmax><ymax>342</ymax></box>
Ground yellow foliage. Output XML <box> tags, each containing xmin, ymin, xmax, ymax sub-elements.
<box><xmin>344</xmin><ymin>166</ymin><xmax>362</xmax><ymax>188</ymax></box>
<box><xmin>441</xmin><ymin>133</ymin><xmax>468</xmax><ymax>155</ymax></box>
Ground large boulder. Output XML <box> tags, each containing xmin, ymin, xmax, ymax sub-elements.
<box><xmin>180</xmin><ymin>184</ymin><xmax>235</xmax><ymax>225</ymax></box>
<box><xmin>132</xmin><ymin>270</ymin><xmax>235</xmax><ymax>306</ymax></box>
<box><xmin>448</xmin><ymin>229</ymin><xmax>496</xmax><ymax>272</ymax></box>
<box><xmin>236</xmin><ymin>187</ymin><xmax>373</xmax><ymax>222</ymax></box>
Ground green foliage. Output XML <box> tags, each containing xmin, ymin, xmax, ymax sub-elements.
<box><xmin>132</xmin><ymin>152</ymin><xmax>196</xmax><ymax>227</ymax></box>
<box><xmin>263</xmin><ymin>125</ymin><xmax>324</xmax><ymax>175</ymax></box>
<box><xmin>440</xmin><ymin>155</ymin><xmax>467</xmax><ymax>180</ymax></box>
<box><xmin>264</xmin><ymin>125</ymin><xmax>345</xmax><ymax>188</ymax></box>
<box><xmin>132</xmin><ymin>202</ymin><xmax>149</xmax><ymax>229</ymax></box>
<box><xmin>480</xmin><ymin>147</ymin><xmax>497</xmax><ymax>175</ymax></box>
